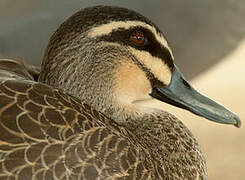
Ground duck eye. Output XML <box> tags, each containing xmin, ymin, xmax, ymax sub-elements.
<box><xmin>130</xmin><ymin>31</ymin><xmax>147</xmax><ymax>46</ymax></box>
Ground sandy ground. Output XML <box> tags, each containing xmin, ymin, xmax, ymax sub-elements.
<box><xmin>150</xmin><ymin>39</ymin><xmax>245</xmax><ymax>179</ymax></box>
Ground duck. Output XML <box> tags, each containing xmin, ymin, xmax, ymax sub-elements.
<box><xmin>0</xmin><ymin>5</ymin><xmax>241</xmax><ymax>180</ymax></box>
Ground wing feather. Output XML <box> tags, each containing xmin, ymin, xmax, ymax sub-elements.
<box><xmin>0</xmin><ymin>59</ymin><xmax>153</xmax><ymax>179</ymax></box>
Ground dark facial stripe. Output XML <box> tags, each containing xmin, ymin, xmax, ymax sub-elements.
<box><xmin>95</xmin><ymin>27</ymin><xmax>174</xmax><ymax>71</ymax></box>
<box><xmin>131</xmin><ymin>56</ymin><xmax>167</xmax><ymax>88</ymax></box>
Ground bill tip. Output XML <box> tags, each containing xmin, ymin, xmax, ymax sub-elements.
<box><xmin>234</xmin><ymin>117</ymin><xmax>241</xmax><ymax>128</ymax></box>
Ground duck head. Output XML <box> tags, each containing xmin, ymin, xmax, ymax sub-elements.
<box><xmin>39</xmin><ymin>6</ymin><xmax>241</xmax><ymax>127</ymax></box>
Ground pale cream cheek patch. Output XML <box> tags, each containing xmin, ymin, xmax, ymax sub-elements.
<box><xmin>114</xmin><ymin>61</ymin><xmax>152</xmax><ymax>104</ymax></box>
<box><xmin>114</xmin><ymin>60</ymin><xmax>171</xmax><ymax>115</ymax></box>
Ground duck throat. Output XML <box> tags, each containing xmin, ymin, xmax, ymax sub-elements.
<box><xmin>123</xmin><ymin>110</ymin><xmax>208</xmax><ymax>179</ymax></box>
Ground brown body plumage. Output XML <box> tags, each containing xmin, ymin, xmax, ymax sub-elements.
<box><xmin>0</xmin><ymin>59</ymin><xmax>206</xmax><ymax>179</ymax></box>
<box><xmin>0</xmin><ymin>6</ymin><xmax>240</xmax><ymax>179</ymax></box>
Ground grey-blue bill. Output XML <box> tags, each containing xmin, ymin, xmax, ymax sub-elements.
<box><xmin>150</xmin><ymin>65</ymin><xmax>241</xmax><ymax>128</ymax></box>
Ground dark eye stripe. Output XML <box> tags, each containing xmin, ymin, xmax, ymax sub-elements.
<box><xmin>96</xmin><ymin>27</ymin><xmax>174</xmax><ymax>71</ymax></box>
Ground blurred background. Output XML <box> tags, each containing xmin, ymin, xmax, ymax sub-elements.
<box><xmin>0</xmin><ymin>0</ymin><xmax>244</xmax><ymax>179</ymax></box>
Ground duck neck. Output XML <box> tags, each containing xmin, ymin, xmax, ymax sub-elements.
<box><xmin>121</xmin><ymin>110</ymin><xmax>207</xmax><ymax>178</ymax></box>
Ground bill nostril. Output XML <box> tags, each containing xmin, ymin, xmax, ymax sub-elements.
<box><xmin>181</xmin><ymin>78</ymin><xmax>191</xmax><ymax>89</ymax></box>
